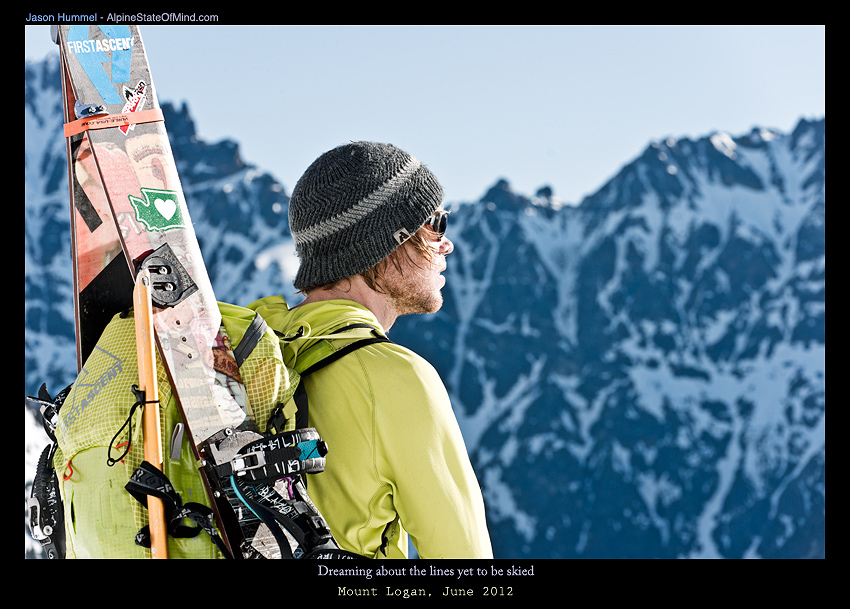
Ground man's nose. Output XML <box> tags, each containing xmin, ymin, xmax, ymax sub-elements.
<box><xmin>439</xmin><ymin>236</ymin><xmax>454</xmax><ymax>255</ymax></box>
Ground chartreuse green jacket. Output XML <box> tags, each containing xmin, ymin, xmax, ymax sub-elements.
<box><xmin>248</xmin><ymin>295</ymin><xmax>492</xmax><ymax>559</ymax></box>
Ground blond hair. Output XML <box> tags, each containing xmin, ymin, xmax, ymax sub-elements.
<box><xmin>307</xmin><ymin>229</ymin><xmax>439</xmax><ymax>296</ymax></box>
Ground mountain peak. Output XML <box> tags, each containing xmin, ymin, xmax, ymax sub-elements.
<box><xmin>478</xmin><ymin>178</ymin><xmax>566</xmax><ymax>213</ymax></box>
<box><xmin>479</xmin><ymin>178</ymin><xmax>524</xmax><ymax>209</ymax></box>
<box><xmin>162</xmin><ymin>101</ymin><xmax>250</xmax><ymax>182</ymax></box>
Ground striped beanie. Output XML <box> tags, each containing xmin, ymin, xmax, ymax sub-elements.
<box><xmin>288</xmin><ymin>141</ymin><xmax>444</xmax><ymax>292</ymax></box>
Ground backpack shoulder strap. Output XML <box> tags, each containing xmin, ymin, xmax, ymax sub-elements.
<box><xmin>299</xmin><ymin>326</ymin><xmax>391</xmax><ymax>378</ymax></box>
<box><xmin>292</xmin><ymin>325</ymin><xmax>391</xmax><ymax>431</ymax></box>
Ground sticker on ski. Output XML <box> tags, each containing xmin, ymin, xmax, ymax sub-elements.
<box><xmin>128</xmin><ymin>188</ymin><xmax>186</xmax><ymax>231</ymax></box>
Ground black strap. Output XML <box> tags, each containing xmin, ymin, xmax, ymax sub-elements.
<box><xmin>300</xmin><ymin>335</ymin><xmax>391</xmax><ymax>377</ymax></box>
<box><xmin>285</xmin><ymin>327</ymin><xmax>391</xmax><ymax>431</ymax></box>
<box><xmin>292</xmin><ymin>332</ymin><xmax>391</xmax><ymax>433</ymax></box>
<box><xmin>379</xmin><ymin>515</ymin><xmax>401</xmax><ymax>557</ymax></box>
<box><xmin>106</xmin><ymin>385</ymin><xmax>155</xmax><ymax>467</ymax></box>
<box><xmin>293</xmin><ymin>382</ymin><xmax>310</xmax><ymax>431</ymax></box>
<box><xmin>229</xmin><ymin>474</ymin><xmax>365</xmax><ymax>559</ymax></box>
<box><xmin>208</xmin><ymin>428</ymin><xmax>327</xmax><ymax>482</ymax></box>
<box><xmin>126</xmin><ymin>460</ymin><xmax>234</xmax><ymax>559</ymax></box>
<box><xmin>233</xmin><ymin>312</ymin><xmax>269</xmax><ymax>367</ymax></box>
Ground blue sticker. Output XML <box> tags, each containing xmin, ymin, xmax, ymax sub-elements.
<box><xmin>67</xmin><ymin>25</ymin><xmax>134</xmax><ymax>105</ymax></box>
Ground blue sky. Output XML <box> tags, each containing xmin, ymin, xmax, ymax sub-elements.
<box><xmin>25</xmin><ymin>25</ymin><xmax>825</xmax><ymax>206</ymax></box>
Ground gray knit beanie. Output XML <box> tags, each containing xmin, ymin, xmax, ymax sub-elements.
<box><xmin>288</xmin><ymin>141</ymin><xmax>444</xmax><ymax>292</ymax></box>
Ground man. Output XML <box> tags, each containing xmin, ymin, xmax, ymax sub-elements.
<box><xmin>251</xmin><ymin>141</ymin><xmax>492</xmax><ymax>558</ymax></box>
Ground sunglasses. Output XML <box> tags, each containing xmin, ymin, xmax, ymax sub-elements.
<box><xmin>424</xmin><ymin>209</ymin><xmax>450</xmax><ymax>236</ymax></box>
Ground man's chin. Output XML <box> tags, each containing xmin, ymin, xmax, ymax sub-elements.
<box><xmin>394</xmin><ymin>289</ymin><xmax>443</xmax><ymax>317</ymax></box>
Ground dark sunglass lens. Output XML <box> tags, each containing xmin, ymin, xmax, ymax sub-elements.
<box><xmin>435</xmin><ymin>213</ymin><xmax>448</xmax><ymax>234</ymax></box>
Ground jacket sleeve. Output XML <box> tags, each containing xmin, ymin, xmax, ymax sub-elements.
<box><xmin>373</xmin><ymin>349</ymin><xmax>493</xmax><ymax>559</ymax></box>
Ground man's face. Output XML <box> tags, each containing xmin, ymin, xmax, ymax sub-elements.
<box><xmin>383</xmin><ymin>225</ymin><xmax>454</xmax><ymax>317</ymax></box>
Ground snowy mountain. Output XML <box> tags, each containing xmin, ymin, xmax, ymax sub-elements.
<box><xmin>391</xmin><ymin>118</ymin><xmax>825</xmax><ymax>559</ymax></box>
<box><xmin>25</xmin><ymin>54</ymin><xmax>825</xmax><ymax>559</ymax></box>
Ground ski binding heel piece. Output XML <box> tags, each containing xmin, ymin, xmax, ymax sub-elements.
<box><xmin>201</xmin><ymin>427</ymin><xmax>328</xmax><ymax>485</ymax></box>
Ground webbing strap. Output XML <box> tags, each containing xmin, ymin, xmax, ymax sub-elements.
<box><xmin>208</xmin><ymin>428</ymin><xmax>326</xmax><ymax>482</ymax></box>
<box><xmin>63</xmin><ymin>108</ymin><xmax>164</xmax><ymax>137</ymax></box>
<box><xmin>292</xmin><ymin>330</ymin><xmax>392</xmax><ymax>435</ymax></box>
<box><xmin>126</xmin><ymin>460</ymin><xmax>234</xmax><ymax>559</ymax></box>
<box><xmin>229</xmin><ymin>474</ymin><xmax>363</xmax><ymax>560</ymax></box>
<box><xmin>300</xmin><ymin>336</ymin><xmax>391</xmax><ymax>377</ymax></box>
<box><xmin>233</xmin><ymin>312</ymin><xmax>269</xmax><ymax>367</ymax></box>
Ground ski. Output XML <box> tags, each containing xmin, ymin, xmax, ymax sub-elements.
<box><xmin>52</xmin><ymin>25</ymin><xmax>358</xmax><ymax>559</ymax></box>
<box><xmin>54</xmin><ymin>25</ymin><xmax>132</xmax><ymax>370</ymax></box>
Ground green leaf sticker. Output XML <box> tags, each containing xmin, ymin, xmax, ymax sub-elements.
<box><xmin>128</xmin><ymin>187</ymin><xmax>185</xmax><ymax>231</ymax></box>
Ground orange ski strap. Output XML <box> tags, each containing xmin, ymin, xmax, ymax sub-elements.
<box><xmin>64</xmin><ymin>108</ymin><xmax>164</xmax><ymax>138</ymax></box>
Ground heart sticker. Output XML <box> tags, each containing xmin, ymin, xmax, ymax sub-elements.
<box><xmin>154</xmin><ymin>197</ymin><xmax>177</xmax><ymax>220</ymax></box>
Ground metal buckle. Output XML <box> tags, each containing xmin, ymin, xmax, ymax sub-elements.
<box><xmin>230</xmin><ymin>451</ymin><xmax>267</xmax><ymax>475</ymax></box>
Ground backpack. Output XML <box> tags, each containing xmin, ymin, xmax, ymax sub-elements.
<box><xmin>28</xmin><ymin>302</ymin><xmax>304</xmax><ymax>559</ymax></box>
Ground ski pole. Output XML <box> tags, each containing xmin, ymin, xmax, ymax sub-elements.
<box><xmin>134</xmin><ymin>269</ymin><xmax>169</xmax><ymax>559</ymax></box>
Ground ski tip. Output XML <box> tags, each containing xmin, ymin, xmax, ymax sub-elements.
<box><xmin>50</xmin><ymin>25</ymin><xmax>59</xmax><ymax>45</ymax></box>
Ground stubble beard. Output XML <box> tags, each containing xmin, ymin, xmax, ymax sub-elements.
<box><xmin>384</xmin><ymin>266</ymin><xmax>444</xmax><ymax>317</ymax></box>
